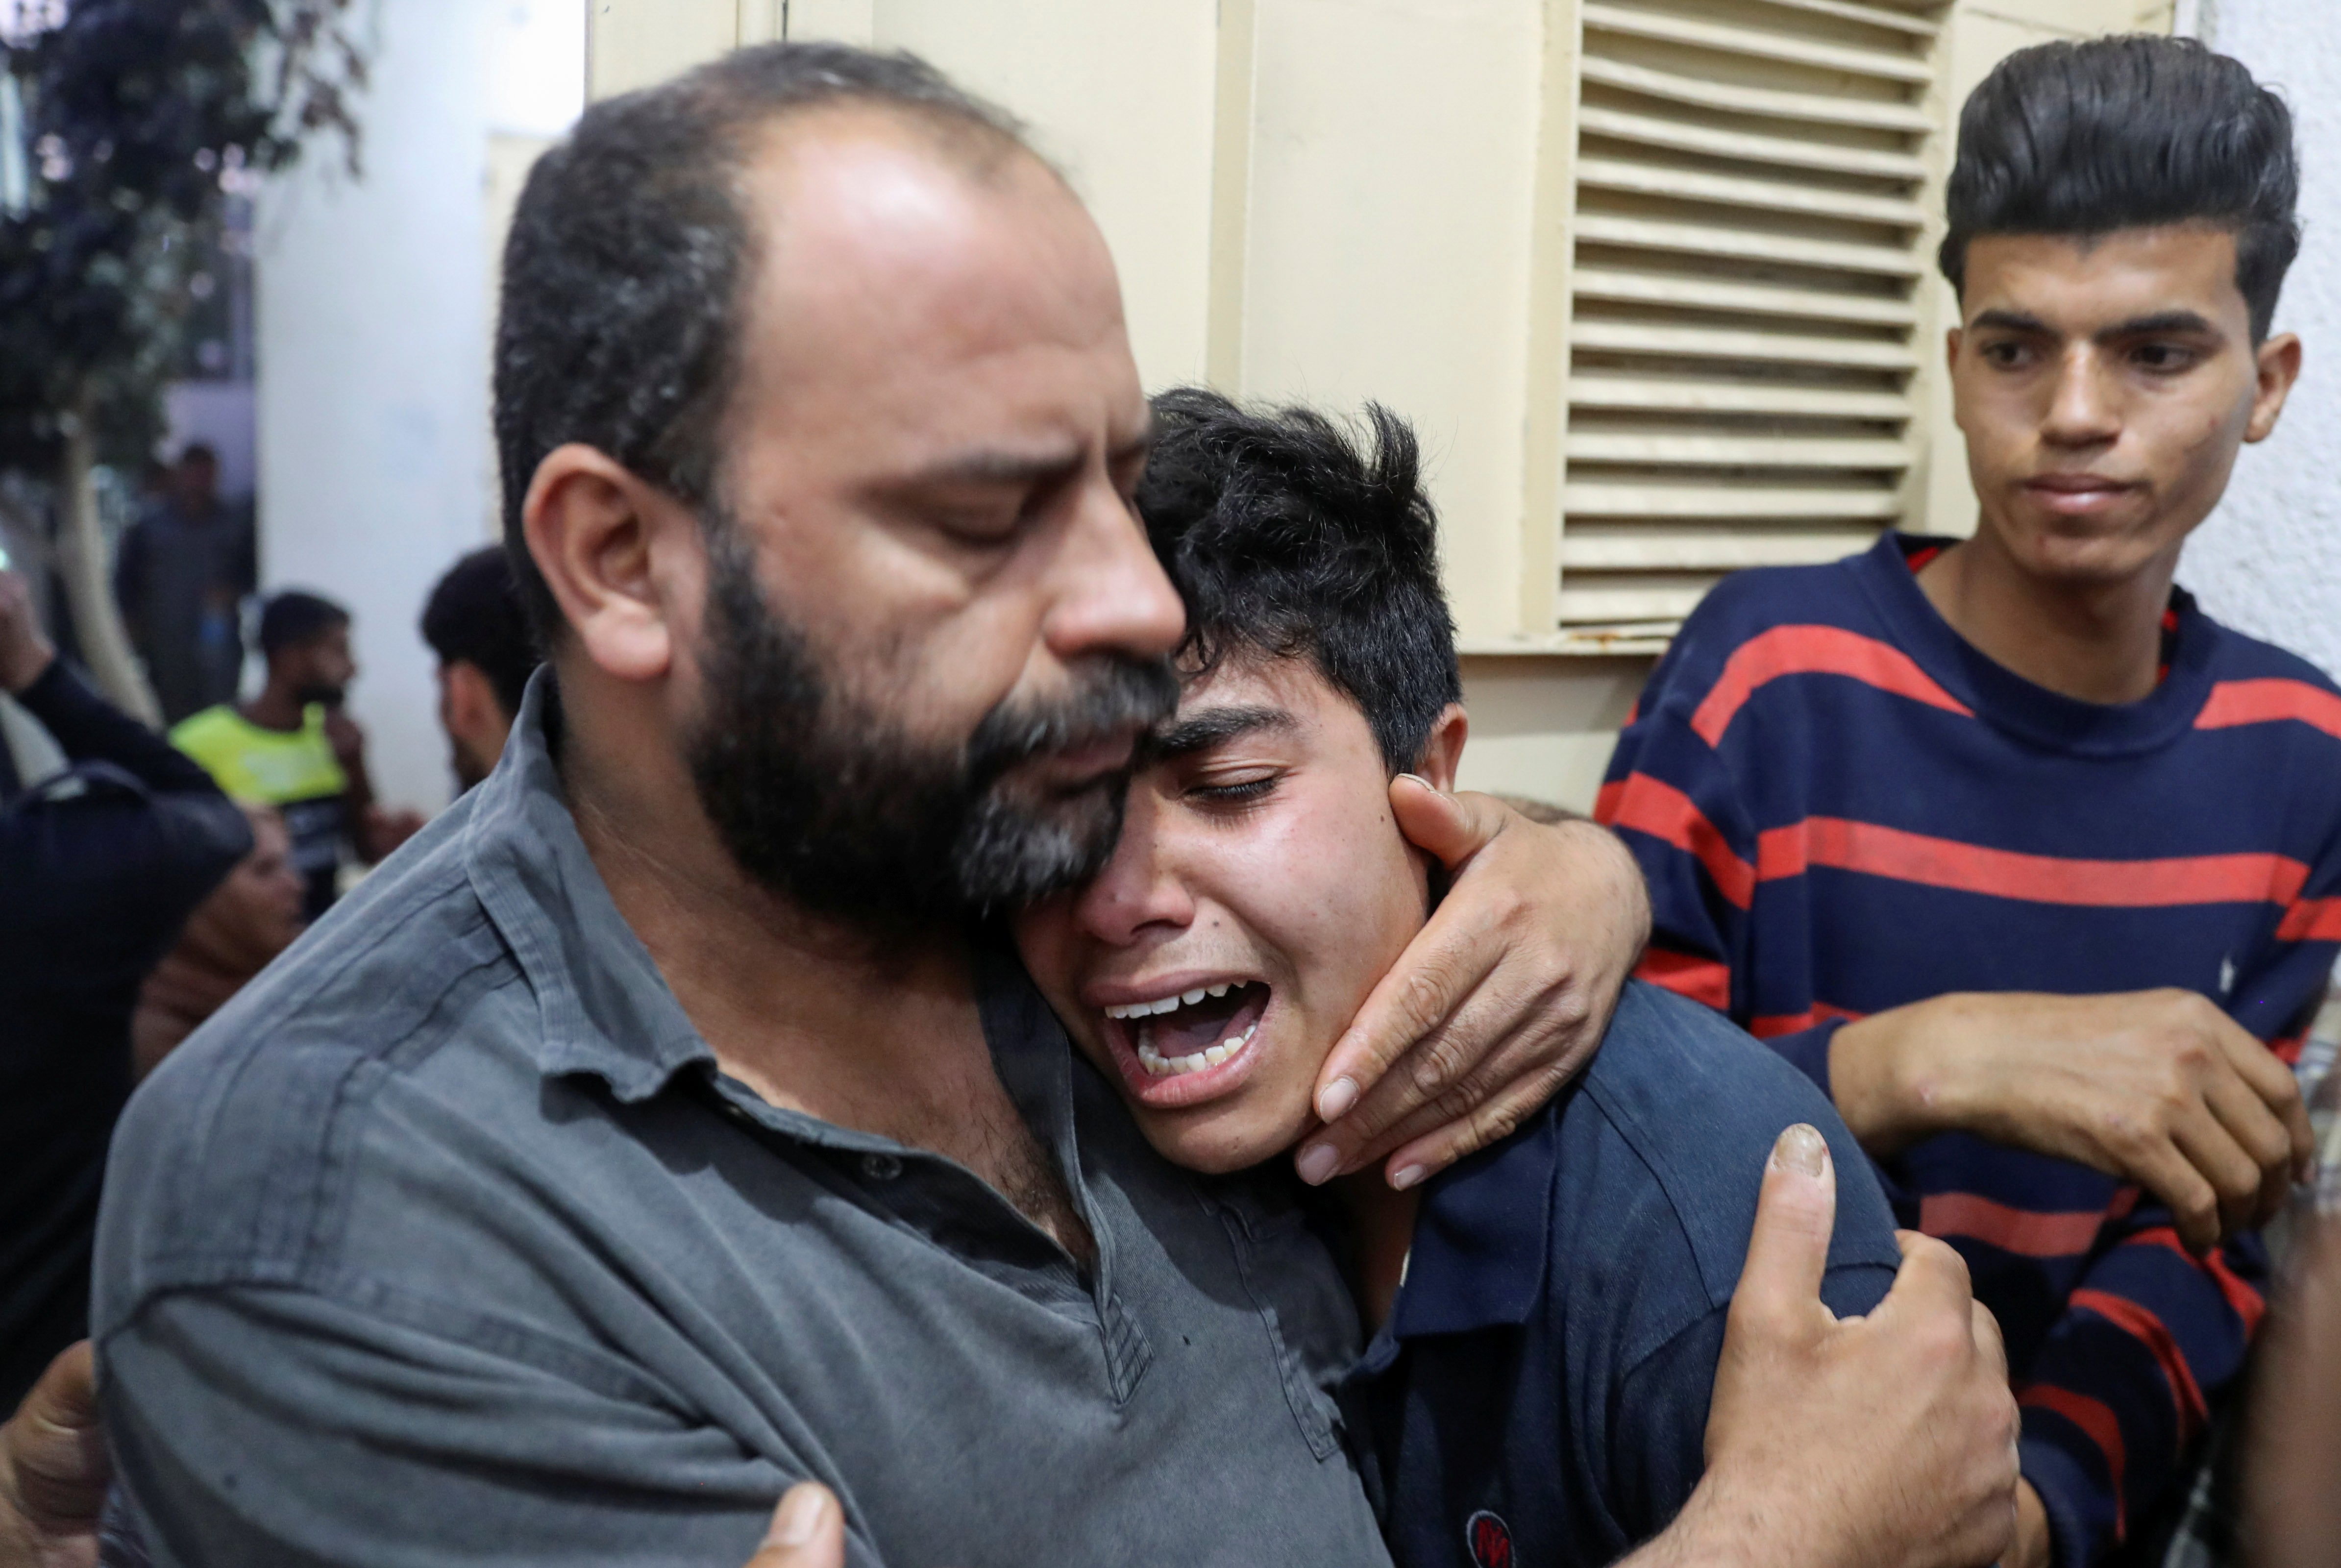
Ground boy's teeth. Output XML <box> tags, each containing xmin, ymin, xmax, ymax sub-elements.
<box><xmin>1133</xmin><ymin>1020</ymin><xmax>1260</xmax><ymax>1079</ymax></box>
<box><xmin>1105</xmin><ymin>984</ymin><xmax>1252</xmax><ymax>1021</ymax></box>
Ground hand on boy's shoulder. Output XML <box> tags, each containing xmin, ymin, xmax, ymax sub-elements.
<box><xmin>1576</xmin><ymin>982</ymin><xmax>1905</xmax><ymax>1298</ymax></box>
<box><xmin>1536</xmin><ymin>984</ymin><xmax>1903</xmax><ymax>1532</ymax></box>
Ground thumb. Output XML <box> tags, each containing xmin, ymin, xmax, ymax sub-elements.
<box><xmin>3</xmin><ymin>1340</ymin><xmax>111</xmax><ymax>1534</ymax></box>
<box><xmin>1734</xmin><ymin>1124</ymin><xmax>1838</xmax><ymax>1316</ymax></box>
<box><xmin>11</xmin><ymin>1341</ymin><xmax>100</xmax><ymax>1442</ymax></box>
<box><xmin>745</xmin><ymin>1482</ymin><xmax>846</xmax><ymax>1568</ymax></box>
<box><xmin>1389</xmin><ymin>775</ymin><xmax>1504</xmax><ymax>872</ymax></box>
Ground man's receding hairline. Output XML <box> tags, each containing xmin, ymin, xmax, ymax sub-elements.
<box><xmin>736</xmin><ymin>94</ymin><xmax>1068</xmax><ymax>200</ymax></box>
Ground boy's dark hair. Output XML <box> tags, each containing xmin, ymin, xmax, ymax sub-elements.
<box><xmin>1941</xmin><ymin>35</ymin><xmax>2299</xmax><ymax>342</ymax></box>
<box><xmin>1134</xmin><ymin>387</ymin><xmax>1460</xmax><ymax>775</ymax></box>
<box><xmin>420</xmin><ymin>547</ymin><xmax>539</xmax><ymax>719</ymax></box>
<box><xmin>259</xmin><ymin>590</ymin><xmax>349</xmax><ymax>660</ymax></box>
<box><xmin>493</xmin><ymin>42</ymin><xmax>1035</xmax><ymax>639</ymax></box>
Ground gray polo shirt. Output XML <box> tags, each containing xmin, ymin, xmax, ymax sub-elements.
<box><xmin>93</xmin><ymin>679</ymin><xmax>1392</xmax><ymax>1568</ymax></box>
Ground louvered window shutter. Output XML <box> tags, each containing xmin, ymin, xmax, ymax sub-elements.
<box><xmin>1554</xmin><ymin>0</ymin><xmax>1945</xmax><ymax>639</ymax></box>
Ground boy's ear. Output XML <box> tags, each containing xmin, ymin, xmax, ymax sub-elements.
<box><xmin>1416</xmin><ymin>703</ymin><xmax>1468</xmax><ymax>793</ymax></box>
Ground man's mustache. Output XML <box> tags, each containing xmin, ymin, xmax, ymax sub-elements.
<box><xmin>964</xmin><ymin>655</ymin><xmax>1179</xmax><ymax>785</ymax></box>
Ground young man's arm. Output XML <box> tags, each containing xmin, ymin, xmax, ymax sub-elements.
<box><xmin>1997</xmin><ymin>1198</ymin><xmax>2267</xmax><ymax>1568</ymax></box>
<box><xmin>1826</xmin><ymin>990</ymin><xmax>2311</xmax><ymax>1254</ymax></box>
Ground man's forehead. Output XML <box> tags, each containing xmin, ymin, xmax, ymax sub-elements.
<box><xmin>744</xmin><ymin>122</ymin><xmax>1117</xmax><ymax>352</ymax></box>
<box><xmin>1962</xmin><ymin>226</ymin><xmax>2249</xmax><ymax>331</ymax></box>
<box><xmin>726</xmin><ymin>117</ymin><xmax>1143</xmax><ymax>464</ymax></box>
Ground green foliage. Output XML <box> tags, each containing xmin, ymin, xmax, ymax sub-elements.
<box><xmin>0</xmin><ymin>0</ymin><xmax>367</xmax><ymax>476</ymax></box>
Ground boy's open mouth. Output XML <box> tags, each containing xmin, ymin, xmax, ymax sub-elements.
<box><xmin>1098</xmin><ymin>981</ymin><xmax>1271</xmax><ymax>1104</ymax></box>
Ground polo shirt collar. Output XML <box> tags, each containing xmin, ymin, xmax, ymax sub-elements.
<box><xmin>1383</xmin><ymin>1106</ymin><xmax>1561</xmax><ymax>1340</ymax></box>
<box><xmin>462</xmin><ymin>669</ymin><xmax>716</xmax><ymax>1104</ymax></box>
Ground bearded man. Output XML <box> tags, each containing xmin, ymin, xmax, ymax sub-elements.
<box><xmin>95</xmin><ymin>45</ymin><xmax>2010</xmax><ymax>1568</ymax></box>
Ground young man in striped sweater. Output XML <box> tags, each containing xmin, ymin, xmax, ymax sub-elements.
<box><xmin>1597</xmin><ymin>36</ymin><xmax>2338</xmax><ymax>1568</ymax></box>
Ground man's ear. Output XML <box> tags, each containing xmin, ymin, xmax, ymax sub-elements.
<box><xmin>2246</xmin><ymin>331</ymin><xmax>2302</xmax><ymax>443</ymax></box>
<box><xmin>520</xmin><ymin>443</ymin><xmax>685</xmax><ymax>684</ymax></box>
<box><xmin>1415</xmin><ymin>703</ymin><xmax>1468</xmax><ymax>793</ymax></box>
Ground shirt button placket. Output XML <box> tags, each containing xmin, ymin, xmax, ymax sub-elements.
<box><xmin>861</xmin><ymin>1152</ymin><xmax>903</xmax><ymax>1182</ymax></box>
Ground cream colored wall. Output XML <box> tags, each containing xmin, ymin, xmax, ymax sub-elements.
<box><xmin>584</xmin><ymin>0</ymin><xmax>2171</xmax><ymax>811</ymax></box>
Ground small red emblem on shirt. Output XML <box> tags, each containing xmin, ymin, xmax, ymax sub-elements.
<box><xmin>1465</xmin><ymin>1509</ymin><xmax>1513</xmax><ymax>1568</ymax></box>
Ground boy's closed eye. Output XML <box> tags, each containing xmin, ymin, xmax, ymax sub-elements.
<box><xmin>1182</xmin><ymin>765</ymin><xmax>1284</xmax><ymax>809</ymax></box>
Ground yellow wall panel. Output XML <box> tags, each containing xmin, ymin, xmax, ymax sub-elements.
<box><xmin>585</xmin><ymin>0</ymin><xmax>739</xmax><ymax>100</ymax></box>
<box><xmin>862</xmin><ymin>0</ymin><xmax>1221</xmax><ymax>392</ymax></box>
<box><xmin>1238</xmin><ymin>0</ymin><xmax>1546</xmax><ymax>642</ymax></box>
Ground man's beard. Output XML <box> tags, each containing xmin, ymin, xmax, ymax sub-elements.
<box><xmin>685</xmin><ymin>529</ymin><xmax>1177</xmax><ymax>931</ymax></box>
<box><xmin>295</xmin><ymin>683</ymin><xmax>345</xmax><ymax>708</ymax></box>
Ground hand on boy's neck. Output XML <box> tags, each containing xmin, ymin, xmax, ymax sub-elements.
<box><xmin>1933</xmin><ymin>225</ymin><xmax>2301</xmax><ymax>705</ymax></box>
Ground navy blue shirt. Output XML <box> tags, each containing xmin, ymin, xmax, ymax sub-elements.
<box><xmin>1345</xmin><ymin>981</ymin><xmax>1903</xmax><ymax>1568</ymax></box>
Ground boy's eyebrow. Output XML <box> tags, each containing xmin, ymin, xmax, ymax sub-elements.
<box><xmin>1143</xmin><ymin>704</ymin><xmax>1299</xmax><ymax>761</ymax></box>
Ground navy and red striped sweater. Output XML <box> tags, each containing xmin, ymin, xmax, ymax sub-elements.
<box><xmin>1596</xmin><ymin>532</ymin><xmax>2341</xmax><ymax>1568</ymax></box>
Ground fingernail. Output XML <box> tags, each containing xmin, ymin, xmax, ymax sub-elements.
<box><xmin>771</xmin><ymin>1484</ymin><xmax>829</xmax><ymax>1547</ymax></box>
<box><xmin>1389</xmin><ymin>1163</ymin><xmax>1428</xmax><ymax>1191</ymax></box>
<box><xmin>1317</xmin><ymin>1077</ymin><xmax>1359</xmax><ymax>1121</ymax></box>
<box><xmin>1395</xmin><ymin>772</ymin><xmax>1437</xmax><ymax>793</ymax></box>
<box><xmin>1770</xmin><ymin>1124</ymin><xmax>1827</xmax><ymax>1178</ymax></box>
<box><xmin>1296</xmin><ymin>1143</ymin><xmax>1340</xmax><ymax>1186</ymax></box>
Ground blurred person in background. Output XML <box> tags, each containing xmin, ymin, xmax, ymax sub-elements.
<box><xmin>419</xmin><ymin>545</ymin><xmax>539</xmax><ymax>791</ymax></box>
<box><xmin>171</xmin><ymin>589</ymin><xmax>423</xmax><ymax>921</ymax></box>
<box><xmin>0</xmin><ymin>568</ymin><xmax>250</xmax><ymax>1413</ymax></box>
<box><xmin>111</xmin><ymin>443</ymin><xmax>256</xmax><ymax>726</ymax></box>
<box><xmin>130</xmin><ymin>803</ymin><xmax>306</xmax><ymax>1077</ymax></box>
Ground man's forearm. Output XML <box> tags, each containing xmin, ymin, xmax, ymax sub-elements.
<box><xmin>1824</xmin><ymin>1003</ymin><xmax>1941</xmax><ymax>1157</ymax></box>
<box><xmin>1617</xmin><ymin>1475</ymin><xmax>1801</xmax><ymax>1568</ymax></box>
